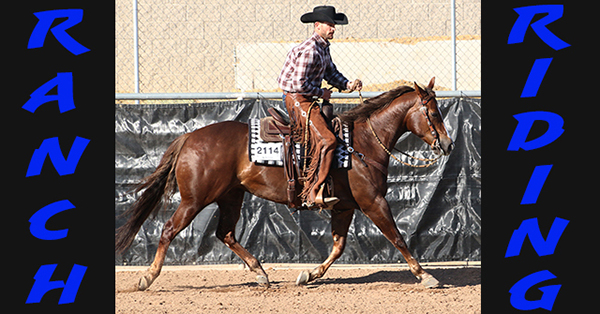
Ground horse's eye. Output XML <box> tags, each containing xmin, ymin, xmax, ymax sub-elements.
<box><xmin>430</xmin><ymin>111</ymin><xmax>439</xmax><ymax>118</ymax></box>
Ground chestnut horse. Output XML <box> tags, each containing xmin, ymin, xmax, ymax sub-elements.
<box><xmin>116</xmin><ymin>77</ymin><xmax>454</xmax><ymax>290</ymax></box>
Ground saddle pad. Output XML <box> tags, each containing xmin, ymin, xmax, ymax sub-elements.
<box><xmin>248</xmin><ymin>118</ymin><xmax>352</xmax><ymax>168</ymax></box>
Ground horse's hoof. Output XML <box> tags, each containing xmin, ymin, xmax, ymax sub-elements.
<box><xmin>256</xmin><ymin>275</ymin><xmax>270</xmax><ymax>287</ymax></box>
<box><xmin>420</xmin><ymin>274</ymin><xmax>439</xmax><ymax>288</ymax></box>
<box><xmin>138</xmin><ymin>276</ymin><xmax>150</xmax><ymax>291</ymax></box>
<box><xmin>296</xmin><ymin>271</ymin><xmax>310</xmax><ymax>286</ymax></box>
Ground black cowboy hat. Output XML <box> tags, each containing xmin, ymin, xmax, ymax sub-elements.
<box><xmin>300</xmin><ymin>6</ymin><xmax>348</xmax><ymax>25</ymax></box>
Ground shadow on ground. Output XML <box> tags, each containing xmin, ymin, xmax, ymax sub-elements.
<box><xmin>309</xmin><ymin>268</ymin><xmax>480</xmax><ymax>288</ymax></box>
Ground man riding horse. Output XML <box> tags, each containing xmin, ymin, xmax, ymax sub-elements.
<box><xmin>116</xmin><ymin>5</ymin><xmax>453</xmax><ymax>291</ymax></box>
<box><xmin>277</xmin><ymin>5</ymin><xmax>362</xmax><ymax>209</ymax></box>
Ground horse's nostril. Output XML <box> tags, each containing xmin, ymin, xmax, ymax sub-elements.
<box><xmin>441</xmin><ymin>140</ymin><xmax>454</xmax><ymax>156</ymax></box>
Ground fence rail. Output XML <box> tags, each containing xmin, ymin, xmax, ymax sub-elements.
<box><xmin>116</xmin><ymin>0</ymin><xmax>481</xmax><ymax>99</ymax></box>
<box><xmin>115</xmin><ymin>90</ymin><xmax>481</xmax><ymax>101</ymax></box>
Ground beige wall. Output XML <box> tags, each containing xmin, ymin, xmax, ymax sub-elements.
<box><xmin>116</xmin><ymin>0</ymin><xmax>481</xmax><ymax>94</ymax></box>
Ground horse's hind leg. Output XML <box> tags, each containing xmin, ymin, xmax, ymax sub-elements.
<box><xmin>296</xmin><ymin>209</ymin><xmax>354</xmax><ymax>285</ymax></box>
<box><xmin>138</xmin><ymin>198</ymin><xmax>203</xmax><ymax>291</ymax></box>
<box><xmin>216</xmin><ymin>188</ymin><xmax>270</xmax><ymax>287</ymax></box>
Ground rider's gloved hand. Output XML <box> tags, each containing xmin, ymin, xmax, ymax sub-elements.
<box><xmin>347</xmin><ymin>79</ymin><xmax>363</xmax><ymax>91</ymax></box>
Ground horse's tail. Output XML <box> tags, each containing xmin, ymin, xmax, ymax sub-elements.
<box><xmin>115</xmin><ymin>133</ymin><xmax>191</xmax><ymax>253</ymax></box>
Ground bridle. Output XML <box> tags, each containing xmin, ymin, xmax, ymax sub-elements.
<box><xmin>365</xmin><ymin>91</ymin><xmax>442</xmax><ymax>168</ymax></box>
<box><xmin>419</xmin><ymin>94</ymin><xmax>443</xmax><ymax>154</ymax></box>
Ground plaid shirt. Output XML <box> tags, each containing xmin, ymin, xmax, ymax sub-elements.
<box><xmin>277</xmin><ymin>32</ymin><xmax>349</xmax><ymax>97</ymax></box>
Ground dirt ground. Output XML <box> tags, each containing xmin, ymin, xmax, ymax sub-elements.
<box><xmin>116</xmin><ymin>265</ymin><xmax>481</xmax><ymax>314</ymax></box>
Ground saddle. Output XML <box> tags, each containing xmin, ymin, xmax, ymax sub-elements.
<box><xmin>257</xmin><ymin>108</ymin><xmax>300</xmax><ymax>207</ymax></box>
<box><xmin>259</xmin><ymin>108</ymin><xmax>291</xmax><ymax>142</ymax></box>
<box><xmin>250</xmin><ymin>106</ymin><xmax>351</xmax><ymax>209</ymax></box>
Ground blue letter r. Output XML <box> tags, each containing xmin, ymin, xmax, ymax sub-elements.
<box><xmin>28</xmin><ymin>9</ymin><xmax>90</xmax><ymax>55</ymax></box>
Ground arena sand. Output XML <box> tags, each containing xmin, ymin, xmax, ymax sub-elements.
<box><xmin>116</xmin><ymin>265</ymin><xmax>480</xmax><ymax>313</ymax></box>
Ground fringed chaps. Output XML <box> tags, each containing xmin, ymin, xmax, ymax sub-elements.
<box><xmin>284</xmin><ymin>93</ymin><xmax>337</xmax><ymax>203</ymax></box>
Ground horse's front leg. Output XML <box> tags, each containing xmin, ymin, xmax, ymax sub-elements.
<box><xmin>296</xmin><ymin>209</ymin><xmax>355</xmax><ymax>285</ymax></box>
<box><xmin>361</xmin><ymin>195</ymin><xmax>439</xmax><ymax>288</ymax></box>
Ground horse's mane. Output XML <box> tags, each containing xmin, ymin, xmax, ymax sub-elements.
<box><xmin>338</xmin><ymin>85</ymin><xmax>415</xmax><ymax>123</ymax></box>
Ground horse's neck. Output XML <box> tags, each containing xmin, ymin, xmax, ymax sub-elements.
<box><xmin>364</xmin><ymin>98</ymin><xmax>411</xmax><ymax>149</ymax></box>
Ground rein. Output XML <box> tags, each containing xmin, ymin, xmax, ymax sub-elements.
<box><xmin>367</xmin><ymin>117</ymin><xmax>440</xmax><ymax>168</ymax></box>
<box><xmin>303</xmin><ymin>100</ymin><xmax>318</xmax><ymax>175</ymax></box>
<box><xmin>361</xmin><ymin>91</ymin><xmax>441</xmax><ymax>168</ymax></box>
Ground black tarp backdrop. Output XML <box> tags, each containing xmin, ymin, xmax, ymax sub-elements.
<box><xmin>115</xmin><ymin>97</ymin><xmax>481</xmax><ymax>265</ymax></box>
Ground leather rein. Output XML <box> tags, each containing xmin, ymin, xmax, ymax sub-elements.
<box><xmin>363</xmin><ymin>91</ymin><xmax>441</xmax><ymax>169</ymax></box>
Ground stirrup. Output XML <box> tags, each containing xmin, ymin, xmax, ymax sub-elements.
<box><xmin>314</xmin><ymin>184</ymin><xmax>339</xmax><ymax>209</ymax></box>
<box><xmin>301</xmin><ymin>199</ymin><xmax>339</xmax><ymax>210</ymax></box>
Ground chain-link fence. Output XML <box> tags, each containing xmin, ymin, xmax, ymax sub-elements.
<box><xmin>116</xmin><ymin>0</ymin><xmax>480</xmax><ymax>96</ymax></box>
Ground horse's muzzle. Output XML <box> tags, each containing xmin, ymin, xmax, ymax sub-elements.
<box><xmin>432</xmin><ymin>136</ymin><xmax>454</xmax><ymax>156</ymax></box>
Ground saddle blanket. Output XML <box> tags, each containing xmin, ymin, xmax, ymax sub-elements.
<box><xmin>248</xmin><ymin>118</ymin><xmax>352</xmax><ymax>168</ymax></box>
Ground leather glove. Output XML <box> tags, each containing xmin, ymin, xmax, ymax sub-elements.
<box><xmin>347</xmin><ymin>79</ymin><xmax>363</xmax><ymax>91</ymax></box>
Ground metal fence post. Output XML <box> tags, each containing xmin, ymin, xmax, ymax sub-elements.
<box><xmin>451</xmin><ymin>0</ymin><xmax>457</xmax><ymax>91</ymax></box>
<box><xmin>133</xmin><ymin>0</ymin><xmax>139</xmax><ymax>103</ymax></box>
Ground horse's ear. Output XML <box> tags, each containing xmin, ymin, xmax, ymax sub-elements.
<box><xmin>414</xmin><ymin>81</ymin><xmax>427</xmax><ymax>98</ymax></box>
<box><xmin>427</xmin><ymin>77</ymin><xmax>435</xmax><ymax>89</ymax></box>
